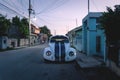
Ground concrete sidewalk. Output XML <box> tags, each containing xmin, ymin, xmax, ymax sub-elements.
<box><xmin>76</xmin><ymin>52</ymin><xmax>104</xmax><ymax>68</ymax></box>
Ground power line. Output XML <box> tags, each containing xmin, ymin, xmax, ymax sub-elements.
<box><xmin>36</xmin><ymin>0</ymin><xmax>60</xmax><ymax>14</ymax></box>
<box><xmin>3</xmin><ymin>0</ymin><xmax>28</xmax><ymax>18</ymax></box>
<box><xmin>37</xmin><ymin>16</ymin><xmax>54</xmax><ymax>25</ymax></box>
<box><xmin>20</xmin><ymin>0</ymin><xmax>28</xmax><ymax>11</ymax></box>
<box><xmin>36</xmin><ymin>0</ymin><xmax>70</xmax><ymax>15</ymax></box>
<box><xmin>46</xmin><ymin>0</ymin><xmax>70</xmax><ymax>13</ymax></box>
<box><xmin>39</xmin><ymin>14</ymin><xmax>75</xmax><ymax>21</ymax></box>
<box><xmin>91</xmin><ymin>0</ymin><xmax>99</xmax><ymax>11</ymax></box>
<box><xmin>0</xmin><ymin>2</ymin><xmax>27</xmax><ymax>18</ymax></box>
<box><xmin>8</xmin><ymin>0</ymin><xmax>21</xmax><ymax>12</ymax></box>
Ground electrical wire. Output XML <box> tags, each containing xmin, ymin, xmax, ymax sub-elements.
<box><xmin>37</xmin><ymin>16</ymin><xmax>54</xmax><ymax>25</ymax></box>
<box><xmin>8</xmin><ymin>0</ymin><xmax>21</xmax><ymax>12</ymax></box>
<box><xmin>36</xmin><ymin>0</ymin><xmax>60</xmax><ymax>14</ymax></box>
<box><xmin>17</xmin><ymin>0</ymin><xmax>28</xmax><ymax>17</ymax></box>
<box><xmin>39</xmin><ymin>14</ymin><xmax>75</xmax><ymax>21</ymax></box>
<box><xmin>1</xmin><ymin>0</ymin><xmax>28</xmax><ymax>18</ymax></box>
<box><xmin>36</xmin><ymin>0</ymin><xmax>70</xmax><ymax>15</ymax></box>
<box><xmin>0</xmin><ymin>0</ymin><xmax>71</xmax><ymax>28</ymax></box>
<box><xmin>0</xmin><ymin>2</ymin><xmax>27</xmax><ymax>18</ymax></box>
<box><xmin>20</xmin><ymin>0</ymin><xmax>28</xmax><ymax>11</ymax></box>
<box><xmin>91</xmin><ymin>0</ymin><xmax>100</xmax><ymax>11</ymax></box>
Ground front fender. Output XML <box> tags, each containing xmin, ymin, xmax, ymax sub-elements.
<box><xmin>44</xmin><ymin>47</ymin><xmax>51</xmax><ymax>54</ymax></box>
<box><xmin>43</xmin><ymin>47</ymin><xmax>55</xmax><ymax>61</ymax></box>
<box><xmin>65</xmin><ymin>47</ymin><xmax>76</xmax><ymax>61</ymax></box>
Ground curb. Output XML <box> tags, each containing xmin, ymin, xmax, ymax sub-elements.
<box><xmin>75</xmin><ymin>59</ymin><xmax>103</xmax><ymax>69</ymax></box>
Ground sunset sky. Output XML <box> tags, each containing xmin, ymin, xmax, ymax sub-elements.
<box><xmin>0</xmin><ymin>0</ymin><xmax>120</xmax><ymax>35</ymax></box>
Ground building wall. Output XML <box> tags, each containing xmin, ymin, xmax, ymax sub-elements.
<box><xmin>0</xmin><ymin>36</ymin><xmax>8</xmax><ymax>49</ymax></box>
<box><xmin>31</xmin><ymin>24</ymin><xmax>40</xmax><ymax>45</ymax></box>
<box><xmin>73</xmin><ymin>29</ymin><xmax>82</xmax><ymax>51</ymax></box>
<box><xmin>8</xmin><ymin>38</ymin><xmax>29</xmax><ymax>48</ymax></box>
<box><xmin>8</xmin><ymin>38</ymin><xmax>18</xmax><ymax>48</ymax></box>
<box><xmin>19</xmin><ymin>39</ymin><xmax>29</xmax><ymax>46</ymax></box>
<box><xmin>87</xmin><ymin>30</ymin><xmax>96</xmax><ymax>55</ymax></box>
<box><xmin>82</xmin><ymin>12</ymin><xmax>105</xmax><ymax>57</ymax></box>
<box><xmin>96</xmin><ymin>29</ymin><xmax>106</xmax><ymax>56</ymax></box>
<box><xmin>82</xmin><ymin>20</ymin><xmax>87</xmax><ymax>54</ymax></box>
<box><xmin>87</xmin><ymin>18</ymin><xmax>97</xmax><ymax>55</ymax></box>
<box><xmin>67</xmin><ymin>27</ymin><xmax>82</xmax><ymax>51</ymax></box>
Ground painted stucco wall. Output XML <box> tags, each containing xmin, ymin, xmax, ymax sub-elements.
<box><xmin>0</xmin><ymin>36</ymin><xmax>8</xmax><ymax>49</ymax></box>
<box><xmin>73</xmin><ymin>29</ymin><xmax>82</xmax><ymax>51</ymax></box>
<box><xmin>82</xmin><ymin>12</ymin><xmax>105</xmax><ymax>57</ymax></box>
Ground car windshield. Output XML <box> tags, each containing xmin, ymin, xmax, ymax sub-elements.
<box><xmin>50</xmin><ymin>36</ymin><xmax>69</xmax><ymax>43</ymax></box>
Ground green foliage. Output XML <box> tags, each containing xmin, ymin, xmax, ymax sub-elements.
<box><xmin>20</xmin><ymin>18</ymin><xmax>29</xmax><ymax>38</ymax></box>
<box><xmin>11</xmin><ymin>16</ymin><xmax>29</xmax><ymax>38</ymax></box>
<box><xmin>0</xmin><ymin>14</ymin><xmax>11</xmax><ymax>36</ymax></box>
<box><xmin>99</xmin><ymin>5</ymin><xmax>120</xmax><ymax>44</ymax></box>
<box><xmin>12</xmin><ymin>16</ymin><xmax>21</xmax><ymax>26</ymax></box>
<box><xmin>39</xmin><ymin>25</ymin><xmax>52</xmax><ymax>38</ymax></box>
<box><xmin>99</xmin><ymin>5</ymin><xmax>120</xmax><ymax>65</ymax></box>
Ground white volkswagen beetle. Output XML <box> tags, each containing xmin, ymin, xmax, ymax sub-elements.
<box><xmin>43</xmin><ymin>35</ymin><xmax>76</xmax><ymax>62</ymax></box>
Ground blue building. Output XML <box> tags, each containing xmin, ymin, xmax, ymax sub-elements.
<box><xmin>73</xmin><ymin>27</ymin><xmax>82</xmax><ymax>52</ymax></box>
<box><xmin>82</xmin><ymin>12</ymin><xmax>106</xmax><ymax>57</ymax></box>
<box><xmin>67</xmin><ymin>12</ymin><xmax>120</xmax><ymax>76</ymax></box>
<box><xmin>67</xmin><ymin>26</ymin><xmax>82</xmax><ymax>51</ymax></box>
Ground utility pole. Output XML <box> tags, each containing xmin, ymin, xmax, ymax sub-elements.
<box><xmin>28</xmin><ymin>0</ymin><xmax>32</xmax><ymax>46</ymax></box>
<box><xmin>54</xmin><ymin>29</ymin><xmax>56</xmax><ymax>36</ymax></box>
<box><xmin>66</xmin><ymin>26</ymin><xmax>69</xmax><ymax>33</ymax></box>
<box><xmin>76</xmin><ymin>18</ymin><xmax>78</xmax><ymax>26</ymax></box>
<box><xmin>88</xmin><ymin>0</ymin><xmax>90</xmax><ymax>14</ymax></box>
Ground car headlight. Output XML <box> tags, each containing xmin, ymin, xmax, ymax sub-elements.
<box><xmin>69</xmin><ymin>51</ymin><xmax>74</xmax><ymax>56</ymax></box>
<box><xmin>46</xmin><ymin>51</ymin><xmax>52</xmax><ymax>56</ymax></box>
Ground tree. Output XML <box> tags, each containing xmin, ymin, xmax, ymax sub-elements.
<box><xmin>99</xmin><ymin>5</ymin><xmax>120</xmax><ymax>65</ymax></box>
<box><xmin>39</xmin><ymin>25</ymin><xmax>52</xmax><ymax>38</ymax></box>
<box><xmin>11</xmin><ymin>16</ymin><xmax>29</xmax><ymax>38</ymax></box>
<box><xmin>12</xmin><ymin>16</ymin><xmax>21</xmax><ymax>26</ymax></box>
<box><xmin>0</xmin><ymin>14</ymin><xmax>11</xmax><ymax>36</ymax></box>
<box><xmin>10</xmin><ymin>16</ymin><xmax>21</xmax><ymax>38</ymax></box>
<box><xmin>20</xmin><ymin>18</ymin><xmax>29</xmax><ymax>38</ymax></box>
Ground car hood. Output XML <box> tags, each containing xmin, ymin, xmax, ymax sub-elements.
<box><xmin>49</xmin><ymin>43</ymin><xmax>70</xmax><ymax>53</ymax></box>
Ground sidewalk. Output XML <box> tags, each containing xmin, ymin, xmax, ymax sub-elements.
<box><xmin>76</xmin><ymin>52</ymin><xmax>104</xmax><ymax>68</ymax></box>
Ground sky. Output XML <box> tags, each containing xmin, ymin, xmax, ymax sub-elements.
<box><xmin>0</xmin><ymin>0</ymin><xmax>120</xmax><ymax>35</ymax></box>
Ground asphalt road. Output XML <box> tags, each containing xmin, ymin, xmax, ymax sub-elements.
<box><xmin>0</xmin><ymin>44</ymin><xmax>119</xmax><ymax>80</ymax></box>
<box><xmin>0</xmin><ymin>44</ymin><xmax>84</xmax><ymax>80</ymax></box>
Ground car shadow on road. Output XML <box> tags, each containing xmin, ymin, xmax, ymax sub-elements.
<box><xmin>43</xmin><ymin>60</ymin><xmax>76</xmax><ymax>64</ymax></box>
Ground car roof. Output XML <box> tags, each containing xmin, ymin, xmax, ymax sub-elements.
<box><xmin>50</xmin><ymin>35</ymin><xmax>69</xmax><ymax>39</ymax></box>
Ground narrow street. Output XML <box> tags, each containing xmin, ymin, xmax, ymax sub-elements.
<box><xmin>0</xmin><ymin>44</ymin><xmax>119</xmax><ymax>80</ymax></box>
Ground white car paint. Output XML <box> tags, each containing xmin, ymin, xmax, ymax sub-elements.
<box><xmin>43</xmin><ymin>35</ymin><xmax>76</xmax><ymax>62</ymax></box>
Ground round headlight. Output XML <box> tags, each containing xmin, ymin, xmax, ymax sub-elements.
<box><xmin>69</xmin><ymin>51</ymin><xmax>74</xmax><ymax>56</ymax></box>
<box><xmin>46</xmin><ymin>51</ymin><xmax>52</xmax><ymax>56</ymax></box>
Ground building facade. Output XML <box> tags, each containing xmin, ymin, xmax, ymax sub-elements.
<box><xmin>82</xmin><ymin>12</ymin><xmax>106</xmax><ymax>57</ymax></box>
<box><xmin>31</xmin><ymin>24</ymin><xmax>40</xmax><ymax>45</ymax></box>
<box><xmin>67</xmin><ymin>26</ymin><xmax>82</xmax><ymax>51</ymax></box>
<box><xmin>0</xmin><ymin>36</ymin><xmax>8</xmax><ymax>49</ymax></box>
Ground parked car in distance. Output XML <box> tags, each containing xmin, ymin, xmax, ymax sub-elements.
<box><xmin>43</xmin><ymin>35</ymin><xmax>76</xmax><ymax>62</ymax></box>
